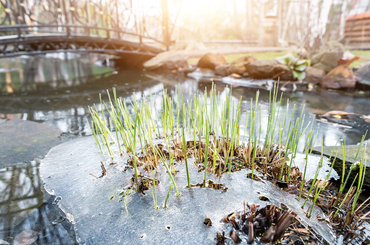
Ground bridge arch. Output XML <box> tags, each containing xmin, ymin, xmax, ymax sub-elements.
<box><xmin>0</xmin><ymin>0</ymin><xmax>168</xmax><ymax>60</ymax></box>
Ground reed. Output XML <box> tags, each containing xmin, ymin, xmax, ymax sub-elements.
<box><xmin>89</xmin><ymin>119</ymin><xmax>103</xmax><ymax>154</ymax></box>
<box><xmin>150</xmin><ymin>164</ymin><xmax>158</xmax><ymax>209</ymax></box>
<box><xmin>132</xmin><ymin>116</ymin><xmax>139</xmax><ymax>189</ymax></box>
<box><xmin>303</xmin><ymin>137</ymin><xmax>340</xmax><ymax>210</ymax></box>
<box><xmin>152</xmin><ymin>143</ymin><xmax>180</xmax><ymax>196</ymax></box>
<box><xmin>334</xmin><ymin>133</ymin><xmax>367</xmax><ymax>207</ymax></box>
<box><xmin>351</xmin><ymin>144</ymin><xmax>367</xmax><ymax>215</ymax></box>
<box><xmin>203</xmin><ymin>118</ymin><xmax>210</xmax><ymax>186</ymax></box>
<box><xmin>298</xmin><ymin>129</ymin><xmax>315</xmax><ymax>201</ymax></box>
<box><xmin>89</xmin><ymin>81</ymin><xmax>369</xmax><ymax>229</ymax></box>
<box><xmin>164</xmin><ymin>183</ymin><xmax>172</xmax><ymax>209</ymax></box>
<box><xmin>182</xmin><ymin>126</ymin><xmax>191</xmax><ymax>188</ymax></box>
<box><xmin>308</xmin><ymin>149</ymin><xmax>339</xmax><ymax>218</ymax></box>
<box><xmin>302</xmin><ymin>136</ymin><xmax>324</xmax><ymax>209</ymax></box>
<box><xmin>334</xmin><ymin>174</ymin><xmax>358</xmax><ymax>217</ymax></box>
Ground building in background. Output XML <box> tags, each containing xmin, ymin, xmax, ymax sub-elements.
<box><xmin>345</xmin><ymin>0</ymin><xmax>370</xmax><ymax>49</ymax></box>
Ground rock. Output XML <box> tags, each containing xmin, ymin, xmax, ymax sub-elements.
<box><xmin>311</xmin><ymin>40</ymin><xmax>345</xmax><ymax>73</ymax></box>
<box><xmin>182</xmin><ymin>67</ymin><xmax>197</xmax><ymax>75</ymax></box>
<box><xmin>143</xmin><ymin>51</ymin><xmax>188</xmax><ymax>71</ymax></box>
<box><xmin>312</xmin><ymin>144</ymin><xmax>370</xmax><ymax>189</ymax></box>
<box><xmin>229</xmin><ymin>62</ymin><xmax>247</xmax><ymax>75</ymax></box>
<box><xmin>276</xmin><ymin>68</ymin><xmax>294</xmax><ymax>81</ymax></box>
<box><xmin>197</xmin><ymin>53</ymin><xmax>227</xmax><ymax>70</ymax></box>
<box><xmin>230</xmin><ymin>55</ymin><xmax>257</xmax><ymax>65</ymax></box>
<box><xmin>228</xmin><ymin>56</ymin><xmax>257</xmax><ymax>75</ymax></box>
<box><xmin>164</xmin><ymin>55</ymin><xmax>189</xmax><ymax>71</ymax></box>
<box><xmin>356</xmin><ymin>62</ymin><xmax>370</xmax><ymax>90</ymax></box>
<box><xmin>305</xmin><ymin>67</ymin><xmax>325</xmax><ymax>85</ymax></box>
<box><xmin>320</xmin><ymin>65</ymin><xmax>357</xmax><ymax>89</ymax></box>
<box><xmin>246</xmin><ymin>60</ymin><xmax>293</xmax><ymax>80</ymax></box>
<box><xmin>214</xmin><ymin>64</ymin><xmax>230</xmax><ymax>76</ymax></box>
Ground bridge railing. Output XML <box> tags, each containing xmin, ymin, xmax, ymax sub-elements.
<box><xmin>0</xmin><ymin>24</ymin><xmax>169</xmax><ymax>49</ymax></box>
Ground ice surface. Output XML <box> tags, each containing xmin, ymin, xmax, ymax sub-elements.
<box><xmin>293</xmin><ymin>152</ymin><xmax>340</xmax><ymax>181</ymax></box>
<box><xmin>41</xmin><ymin>137</ymin><xmax>337</xmax><ymax>244</ymax></box>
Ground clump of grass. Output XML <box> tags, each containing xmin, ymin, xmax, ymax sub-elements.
<box><xmin>89</xmin><ymin>83</ymin><xmax>369</xmax><ymax>241</ymax></box>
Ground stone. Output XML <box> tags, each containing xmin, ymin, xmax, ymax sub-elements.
<box><xmin>0</xmin><ymin>119</ymin><xmax>66</xmax><ymax>166</ymax></box>
<box><xmin>320</xmin><ymin>65</ymin><xmax>357</xmax><ymax>89</ymax></box>
<box><xmin>228</xmin><ymin>56</ymin><xmax>257</xmax><ymax>75</ymax></box>
<box><xmin>143</xmin><ymin>51</ymin><xmax>188</xmax><ymax>71</ymax></box>
<box><xmin>275</xmin><ymin>68</ymin><xmax>294</xmax><ymax>81</ymax></box>
<box><xmin>197</xmin><ymin>53</ymin><xmax>227</xmax><ymax>70</ymax></box>
<box><xmin>246</xmin><ymin>60</ymin><xmax>293</xmax><ymax>80</ymax></box>
<box><xmin>312</xmin><ymin>144</ymin><xmax>370</xmax><ymax>189</ymax></box>
<box><xmin>305</xmin><ymin>67</ymin><xmax>325</xmax><ymax>85</ymax></box>
<box><xmin>214</xmin><ymin>64</ymin><xmax>230</xmax><ymax>76</ymax></box>
<box><xmin>356</xmin><ymin>62</ymin><xmax>370</xmax><ymax>90</ymax></box>
<box><xmin>229</xmin><ymin>62</ymin><xmax>247</xmax><ymax>75</ymax></box>
<box><xmin>163</xmin><ymin>54</ymin><xmax>189</xmax><ymax>71</ymax></box>
<box><xmin>182</xmin><ymin>67</ymin><xmax>197</xmax><ymax>75</ymax></box>
<box><xmin>311</xmin><ymin>40</ymin><xmax>345</xmax><ymax>73</ymax></box>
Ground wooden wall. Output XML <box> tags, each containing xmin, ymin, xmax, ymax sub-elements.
<box><xmin>345</xmin><ymin>13</ymin><xmax>370</xmax><ymax>49</ymax></box>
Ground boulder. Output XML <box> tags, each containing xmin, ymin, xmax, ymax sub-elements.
<box><xmin>197</xmin><ymin>53</ymin><xmax>227</xmax><ymax>70</ymax></box>
<box><xmin>305</xmin><ymin>67</ymin><xmax>325</xmax><ymax>85</ymax></box>
<box><xmin>214</xmin><ymin>64</ymin><xmax>230</xmax><ymax>76</ymax></box>
<box><xmin>356</xmin><ymin>62</ymin><xmax>370</xmax><ymax>90</ymax></box>
<box><xmin>228</xmin><ymin>56</ymin><xmax>257</xmax><ymax>75</ymax></box>
<box><xmin>143</xmin><ymin>51</ymin><xmax>188</xmax><ymax>71</ymax></box>
<box><xmin>229</xmin><ymin>62</ymin><xmax>247</xmax><ymax>75</ymax></box>
<box><xmin>246</xmin><ymin>60</ymin><xmax>293</xmax><ymax>80</ymax></box>
<box><xmin>182</xmin><ymin>67</ymin><xmax>197</xmax><ymax>75</ymax></box>
<box><xmin>164</xmin><ymin>55</ymin><xmax>189</xmax><ymax>71</ymax></box>
<box><xmin>320</xmin><ymin>65</ymin><xmax>357</xmax><ymax>89</ymax></box>
<box><xmin>311</xmin><ymin>40</ymin><xmax>345</xmax><ymax>73</ymax></box>
<box><xmin>275</xmin><ymin>69</ymin><xmax>294</xmax><ymax>81</ymax></box>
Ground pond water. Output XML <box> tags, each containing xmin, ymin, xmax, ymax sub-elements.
<box><xmin>0</xmin><ymin>53</ymin><xmax>369</xmax><ymax>244</ymax></box>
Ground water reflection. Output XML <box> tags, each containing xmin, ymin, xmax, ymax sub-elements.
<box><xmin>0</xmin><ymin>53</ymin><xmax>112</xmax><ymax>95</ymax></box>
<box><xmin>0</xmin><ymin>161</ymin><xmax>77</xmax><ymax>244</ymax></box>
<box><xmin>0</xmin><ymin>54</ymin><xmax>171</xmax><ymax>135</ymax></box>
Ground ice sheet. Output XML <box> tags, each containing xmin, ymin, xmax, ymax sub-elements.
<box><xmin>40</xmin><ymin>136</ymin><xmax>336</xmax><ymax>244</ymax></box>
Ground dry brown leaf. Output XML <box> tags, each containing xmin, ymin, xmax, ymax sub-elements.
<box><xmin>322</xmin><ymin>110</ymin><xmax>359</xmax><ymax>117</ymax></box>
<box><xmin>295</xmin><ymin>228</ymin><xmax>309</xmax><ymax>234</ymax></box>
<box><xmin>14</xmin><ymin>230</ymin><xmax>38</xmax><ymax>245</ymax></box>
<box><xmin>230</xmin><ymin>73</ymin><xmax>241</xmax><ymax>79</ymax></box>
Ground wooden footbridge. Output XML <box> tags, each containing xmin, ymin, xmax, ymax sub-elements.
<box><xmin>0</xmin><ymin>0</ymin><xmax>168</xmax><ymax>60</ymax></box>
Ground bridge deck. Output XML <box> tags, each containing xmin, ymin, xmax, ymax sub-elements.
<box><xmin>0</xmin><ymin>25</ymin><xmax>166</xmax><ymax>59</ymax></box>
